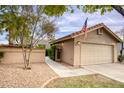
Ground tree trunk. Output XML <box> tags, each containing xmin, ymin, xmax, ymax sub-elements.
<box><xmin>22</xmin><ymin>47</ymin><xmax>33</xmax><ymax>70</ymax></box>
<box><xmin>8</xmin><ymin>30</ymin><xmax>13</xmax><ymax>45</ymax></box>
<box><xmin>111</xmin><ymin>5</ymin><xmax>124</xmax><ymax>17</ymax></box>
<box><xmin>27</xmin><ymin>49</ymin><xmax>32</xmax><ymax>67</ymax></box>
<box><xmin>22</xmin><ymin>48</ymin><xmax>27</xmax><ymax>69</ymax></box>
<box><xmin>22</xmin><ymin>47</ymin><xmax>32</xmax><ymax>70</ymax></box>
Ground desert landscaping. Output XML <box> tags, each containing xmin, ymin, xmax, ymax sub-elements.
<box><xmin>0</xmin><ymin>63</ymin><xmax>58</xmax><ymax>88</ymax></box>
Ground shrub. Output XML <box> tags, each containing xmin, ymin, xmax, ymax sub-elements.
<box><xmin>0</xmin><ymin>52</ymin><xmax>4</xmax><ymax>59</ymax></box>
<box><xmin>46</xmin><ymin>48</ymin><xmax>51</xmax><ymax>57</ymax></box>
<box><xmin>47</xmin><ymin>45</ymin><xmax>56</xmax><ymax>60</ymax></box>
<box><xmin>118</xmin><ymin>55</ymin><xmax>124</xmax><ymax>62</ymax></box>
<box><xmin>35</xmin><ymin>44</ymin><xmax>45</xmax><ymax>49</ymax></box>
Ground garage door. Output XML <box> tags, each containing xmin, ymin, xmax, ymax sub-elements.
<box><xmin>81</xmin><ymin>43</ymin><xmax>113</xmax><ymax>66</ymax></box>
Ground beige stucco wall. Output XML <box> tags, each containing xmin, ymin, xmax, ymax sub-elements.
<box><xmin>74</xmin><ymin>28</ymin><xmax>118</xmax><ymax>66</ymax></box>
<box><xmin>0</xmin><ymin>48</ymin><xmax>45</xmax><ymax>64</ymax></box>
<box><xmin>60</xmin><ymin>39</ymin><xmax>74</xmax><ymax>65</ymax></box>
<box><xmin>75</xmin><ymin>28</ymin><xmax>118</xmax><ymax>44</ymax></box>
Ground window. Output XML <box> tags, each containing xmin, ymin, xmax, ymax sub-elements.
<box><xmin>97</xmin><ymin>29</ymin><xmax>103</xmax><ymax>35</ymax></box>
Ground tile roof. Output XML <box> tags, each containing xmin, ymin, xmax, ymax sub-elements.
<box><xmin>52</xmin><ymin>23</ymin><xmax>122</xmax><ymax>44</ymax></box>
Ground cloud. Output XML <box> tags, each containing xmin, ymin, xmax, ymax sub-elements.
<box><xmin>54</xmin><ymin>8</ymin><xmax>124</xmax><ymax>39</ymax></box>
<box><xmin>103</xmin><ymin>16</ymin><xmax>116</xmax><ymax>23</ymax></box>
<box><xmin>108</xmin><ymin>26</ymin><xmax>124</xmax><ymax>32</ymax></box>
<box><xmin>63</xmin><ymin>13</ymin><xmax>82</xmax><ymax>22</ymax></box>
<box><xmin>55</xmin><ymin>32</ymin><xmax>69</xmax><ymax>39</ymax></box>
<box><xmin>58</xmin><ymin>27</ymin><xmax>80</xmax><ymax>32</ymax></box>
<box><xmin>0</xmin><ymin>32</ymin><xmax>8</xmax><ymax>44</ymax></box>
<box><xmin>0</xmin><ymin>41</ymin><xmax>8</xmax><ymax>44</ymax></box>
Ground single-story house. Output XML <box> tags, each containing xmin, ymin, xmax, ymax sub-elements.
<box><xmin>52</xmin><ymin>23</ymin><xmax>122</xmax><ymax>67</ymax></box>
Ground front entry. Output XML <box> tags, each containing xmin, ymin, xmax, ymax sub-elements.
<box><xmin>55</xmin><ymin>48</ymin><xmax>62</xmax><ymax>62</ymax></box>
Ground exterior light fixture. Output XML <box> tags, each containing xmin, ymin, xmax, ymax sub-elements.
<box><xmin>61</xmin><ymin>42</ymin><xmax>64</xmax><ymax>46</ymax></box>
<box><xmin>76</xmin><ymin>41</ymin><xmax>81</xmax><ymax>45</ymax></box>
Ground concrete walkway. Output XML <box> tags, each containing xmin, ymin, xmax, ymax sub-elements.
<box><xmin>83</xmin><ymin>63</ymin><xmax>124</xmax><ymax>83</ymax></box>
<box><xmin>45</xmin><ymin>57</ymin><xmax>95</xmax><ymax>77</ymax></box>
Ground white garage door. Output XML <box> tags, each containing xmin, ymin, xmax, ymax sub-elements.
<box><xmin>81</xmin><ymin>43</ymin><xmax>113</xmax><ymax>66</ymax></box>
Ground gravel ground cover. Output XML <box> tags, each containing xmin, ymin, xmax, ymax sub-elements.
<box><xmin>0</xmin><ymin>63</ymin><xmax>58</xmax><ymax>88</ymax></box>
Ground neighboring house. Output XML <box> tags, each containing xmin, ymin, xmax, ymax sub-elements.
<box><xmin>52</xmin><ymin>23</ymin><xmax>122</xmax><ymax>67</ymax></box>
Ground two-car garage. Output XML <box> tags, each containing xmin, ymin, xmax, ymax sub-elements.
<box><xmin>81</xmin><ymin>43</ymin><xmax>113</xmax><ymax>66</ymax></box>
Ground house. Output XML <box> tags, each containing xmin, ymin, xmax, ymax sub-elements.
<box><xmin>52</xmin><ymin>23</ymin><xmax>122</xmax><ymax>67</ymax></box>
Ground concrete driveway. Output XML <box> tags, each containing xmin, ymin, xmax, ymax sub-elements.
<box><xmin>83</xmin><ymin>63</ymin><xmax>124</xmax><ymax>83</ymax></box>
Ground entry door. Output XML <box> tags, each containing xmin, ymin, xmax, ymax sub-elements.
<box><xmin>55</xmin><ymin>48</ymin><xmax>62</xmax><ymax>62</ymax></box>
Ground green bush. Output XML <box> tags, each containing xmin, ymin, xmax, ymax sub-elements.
<box><xmin>46</xmin><ymin>45</ymin><xmax>56</xmax><ymax>60</ymax></box>
<box><xmin>0</xmin><ymin>52</ymin><xmax>4</xmax><ymax>59</ymax></box>
<box><xmin>118</xmin><ymin>55</ymin><xmax>124</xmax><ymax>62</ymax></box>
<box><xmin>35</xmin><ymin>44</ymin><xmax>45</xmax><ymax>49</ymax></box>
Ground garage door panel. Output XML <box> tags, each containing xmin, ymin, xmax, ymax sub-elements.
<box><xmin>81</xmin><ymin>43</ymin><xmax>113</xmax><ymax>65</ymax></box>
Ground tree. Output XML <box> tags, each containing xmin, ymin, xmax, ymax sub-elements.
<box><xmin>0</xmin><ymin>6</ymin><xmax>57</xmax><ymax>69</ymax></box>
<box><xmin>76</xmin><ymin>5</ymin><xmax>124</xmax><ymax>17</ymax></box>
<box><xmin>0</xmin><ymin>5</ymin><xmax>67</xmax><ymax>44</ymax></box>
<box><xmin>42</xmin><ymin>5</ymin><xmax>124</xmax><ymax>17</ymax></box>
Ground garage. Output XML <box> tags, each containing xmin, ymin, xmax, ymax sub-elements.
<box><xmin>81</xmin><ymin>43</ymin><xmax>113</xmax><ymax>66</ymax></box>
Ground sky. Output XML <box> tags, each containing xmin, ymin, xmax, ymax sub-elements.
<box><xmin>0</xmin><ymin>6</ymin><xmax>124</xmax><ymax>44</ymax></box>
<box><xmin>54</xmin><ymin>7</ymin><xmax>124</xmax><ymax>39</ymax></box>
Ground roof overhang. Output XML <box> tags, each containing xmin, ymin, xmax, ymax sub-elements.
<box><xmin>52</xmin><ymin>23</ymin><xmax>123</xmax><ymax>44</ymax></box>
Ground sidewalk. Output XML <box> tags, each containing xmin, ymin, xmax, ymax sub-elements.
<box><xmin>45</xmin><ymin>57</ymin><xmax>95</xmax><ymax>77</ymax></box>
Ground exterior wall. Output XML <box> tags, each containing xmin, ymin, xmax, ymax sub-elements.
<box><xmin>114</xmin><ymin>44</ymin><xmax>118</xmax><ymax>62</ymax></box>
<box><xmin>75</xmin><ymin>28</ymin><xmax>118</xmax><ymax>44</ymax></box>
<box><xmin>56</xmin><ymin>39</ymin><xmax>74</xmax><ymax>65</ymax></box>
<box><xmin>117</xmin><ymin>43</ymin><xmax>121</xmax><ymax>55</ymax></box>
<box><xmin>0</xmin><ymin>48</ymin><xmax>45</xmax><ymax>64</ymax></box>
<box><xmin>74</xmin><ymin>28</ymin><xmax>118</xmax><ymax>66</ymax></box>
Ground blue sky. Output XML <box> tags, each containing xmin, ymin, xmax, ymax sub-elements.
<box><xmin>54</xmin><ymin>7</ymin><xmax>124</xmax><ymax>39</ymax></box>
<box><xmin>0</xmin><ymin>7</ymin><xmax>124</xmax><ymax>44</ymax></box>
